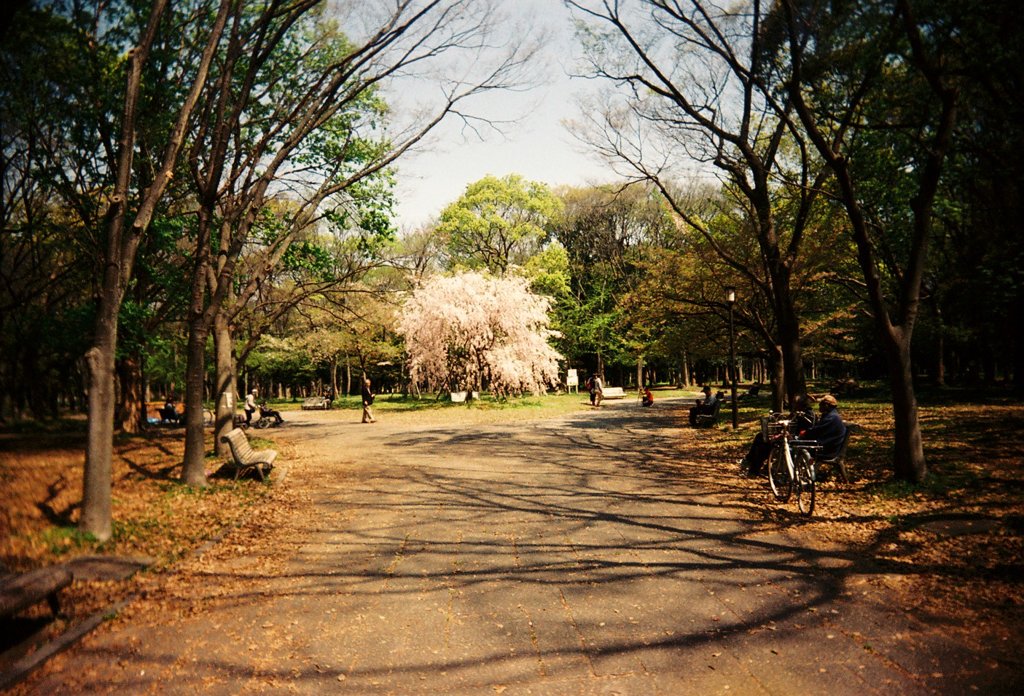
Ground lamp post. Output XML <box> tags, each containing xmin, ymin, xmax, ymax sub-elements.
<box><xmin>725</xmin><ymin>286</ymin><xmax>738</xmax><ymax>429</ymax></box>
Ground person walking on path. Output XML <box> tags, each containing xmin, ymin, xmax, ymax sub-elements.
<box><xmin>361</xmin><ymin>377</ymin><xmax>376</xmax><ymax>423</ymax></box>
<box><xmin>590</xmin><ymin>372</ymin><xmax>604</xmax><ymax>407</ymax></box>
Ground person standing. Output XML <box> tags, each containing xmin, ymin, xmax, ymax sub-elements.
<box><xmin>591</xmin><ymin>373</ymin><xmax>604</xmax><ymax>407</ymax></box>
<box><xmin>361</xmin><ymin>377</ymin><xmax>376</xmax><ymax>423</ymax></box>
<box><xmin>245</xmin><ymin>388</ymin><xmax>258</xmax><ymax>425</ymax></box>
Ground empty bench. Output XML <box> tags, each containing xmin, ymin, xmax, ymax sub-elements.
<box><xmin>301</xmin><ymin>396</ymin><xmax>329</xmax><ymax>410</ymax></box>
<box><xmin>0</xmin><ymin>565</ymin><xmax>73</xmax><ymax>622</ymax></box>
<box><xmin>220</xmin><ymin>428</ymin><xmax>277</xmax><ymax>481</ymax></box>
<box><xmin>601</xmin><ymin>387</ymin><xmax>626</xmax><ymax>399</ymax></box>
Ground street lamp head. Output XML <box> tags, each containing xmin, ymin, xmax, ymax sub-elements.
<box><xmin>725</xmin><ymin>286</ymin><xmax>736</xmax><ymax>305</ymax></box>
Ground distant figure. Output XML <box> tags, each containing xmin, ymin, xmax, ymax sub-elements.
<box><xmin>245</xmin><ymin>388</ymin><xmax>258</xmax><ymax>425</ymax></box>
<box><xmin>590</xmin><ymin>373</ymin><xmax>604</xmax><ymax>407</ymax></box>
<box><xmin>361</xmin><ymin>377</ymin><xmax>376</xmax><ymax>423</ymax></box>
<box><xmin>688</xmin><ymin>386</ymin><xmax>718</xmax><ymax>426</ymax></box>
<box><xmin>642</xmin><ymin>387</ymin><xmax>654</xmax><ymax>407</ymax></box>
<box><xmin>325</xmin><ymin>388</ymin><xmax>334</xmax><ymax>410</ymax></box>
<box><xmin>159</xmin><ymin>397</ymin><xmax>179</xmax><ymax>424</ymax></box>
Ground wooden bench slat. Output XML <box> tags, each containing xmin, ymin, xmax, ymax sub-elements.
<box><xmin>0</xmin><ymin>566</ymin><xmax>73</xmax><ymax>618</ymax></box>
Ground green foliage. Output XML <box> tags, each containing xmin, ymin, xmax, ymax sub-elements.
<box><xmin>521</xmin><ymin>241</ymin><xmax>570</xmax><ymax>298</ymax></box>
<box><xmin>437</xmin><ymin>174</ymin><xmax>564</xmax><ymax>275</ymax></box>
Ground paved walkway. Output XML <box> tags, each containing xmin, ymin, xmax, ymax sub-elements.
<box><xmin>22</xmin><ymin>403</ymin><xmax>1012</xmax><ymax>694</ymax></box>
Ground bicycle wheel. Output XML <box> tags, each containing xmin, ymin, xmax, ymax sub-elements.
<box><xmin>768</xmin><ymin>442</ymin><xmax>793</xmax><ymax>502</ymax></box>
<box><xmin>795</xmin><ymin>450</ymin><xmax>816</xmax><ymax>516</ymax></box>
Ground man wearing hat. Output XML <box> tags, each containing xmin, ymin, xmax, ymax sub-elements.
<box><xmin>741</xmin><ymin>394</ymin><xmax>846</xmax><ymax>477</ymax></box>
<box><xmin>797</xmin><ymin>394</ymin><xmax>846</xmax><ymax>457</ymax></box>
<box><xmin>689</xmin><ymin>385</ymin><xmax>719</xmax><ymax>426</ymax></box>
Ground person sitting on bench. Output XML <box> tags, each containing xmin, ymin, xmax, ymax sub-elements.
<box><xmin>159</xmin><ymin>398</ymin><xmax>179</xmax><ymax>424</ymax></box>
<box><xmin>741</xmin><ymin>394</ymin><xmax>844</xmax><ymax>477</ymax></box>
<box><xmin>688</xmin><ymin>386</ymin><xmax>718</xmax><ymax>426</ymax></box>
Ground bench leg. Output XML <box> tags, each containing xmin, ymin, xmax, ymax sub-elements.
<box><xmin>836</xmin><ymin>458</ymin><xmax>850</xmax><ymax>483</ymax></box>
<box><xmin>46</xmin><ymin>591</ymin><xmax>62</xmax><ymax>617</ymax></box>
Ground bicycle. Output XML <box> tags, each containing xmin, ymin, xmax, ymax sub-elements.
<box><xmin>766</xmin><ymin>418</ymin><xmax>819</xmax><ymax>516</ymax></box>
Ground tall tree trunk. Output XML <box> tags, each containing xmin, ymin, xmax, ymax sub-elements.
<box><xmin>883</xmin><ymin>327</ymin><xmax>926</xmax><ymax>482</ymax></box>
<box><xmin>181</xmin><ymin>202</ymin><xmax>213</xmax><ymax>486</ymax></box>
<box><xmin>82</xmin><ymin>339</ymin><xmax>115</xmax><ymax>541</ymax></box>
<box><xmin>116</xmin><ymin>356</ymin><xmax>144</xmax><ymax>433</ymax></box>
<box><xmin>768</xmin><ymin>345</ymin><xmax>785</xmax><ymax>413</ymax></box>
<box><xmin>213</xmin><ymin>309</ymin><xmax>235</xmax><ymax>457</ymax></box>
<box><xmin>774</xmin><ymin>284</ymin><xmax>808</xmax><ymax>405</ymax></box>
<box><xmin>934</xmin><ymin>302</ymin><xmax>946</xmax><ymax>386</ymax></box>
<box><xmin>79</xmin><ymin>0</ymin><xmax>227</xmax><ymax>538</ymax></box>
<box><xmin>181</xmin><ymin>316</ymin><xmax>210</xmax><ymax>486</ymax></box>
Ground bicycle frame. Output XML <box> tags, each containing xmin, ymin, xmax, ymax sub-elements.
<box><xmin>768</xmin><ymin>420</ymin><xmax>818</xmax><ymax>516</ymax></box>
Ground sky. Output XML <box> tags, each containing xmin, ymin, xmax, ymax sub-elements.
<box><xmin>388</xmin><ymin>0</ymin><xmax>618</xmax><ymax>231</ymax></box>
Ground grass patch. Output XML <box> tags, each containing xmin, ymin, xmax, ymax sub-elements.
<box><xmin>39</xmin><ymin>526</ymin><xmax>98</xmax><ymax>556</ymax></box>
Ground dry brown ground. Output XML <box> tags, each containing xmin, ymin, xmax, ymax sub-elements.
<box><xmin>1</xmin><ymin>395</ymin><xmax>1022</xmax><ymax>680</ymax></box>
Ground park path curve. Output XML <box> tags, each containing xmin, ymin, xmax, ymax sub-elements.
<box><xmin>20</xmin><ymin>401</ymin><xmax>1009</xmax><ymax>694</ymax></box>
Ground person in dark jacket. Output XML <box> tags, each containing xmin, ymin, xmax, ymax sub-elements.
<box><xmin>361</xmin><ymin>377</ymin><xmax>376</xmax><ymax>423</ymax></box>
<box><xmin>798</xmin><ymin>394</ymin><xmax>846</xmax><ymax>458</ymax></box>
<box><xmin>740</xmin><ymin>394</ymin><xmax>821</xmax><ymax>477</ymax></box>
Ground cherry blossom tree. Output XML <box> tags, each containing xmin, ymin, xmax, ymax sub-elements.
<box><xmin>397</xmin><ymin>271</ymin><xmax>562</xmax><ymax>397</ymax></box>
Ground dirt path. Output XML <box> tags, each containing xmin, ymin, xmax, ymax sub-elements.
<box><xmin>17</xmin><ymin>402</ymin><xmax>1015</xmax><ymax>694</ymax></box>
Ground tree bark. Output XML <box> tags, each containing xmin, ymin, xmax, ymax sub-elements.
<box><xmin>213</xmin><ymin>309</ymin><xmax>235</xmax><ymax>457</ymax></box>
<box><xmin>768</xmin><ymin>344</ymin><xmax>785</xmax><ymax>413</ymax></box>
<box><xmin>82</xmin><ymin>343</ymin><xmax>114</xmax><ymax>540</ymax></box>
<box><xmin>181</xmin><ymin>315</ymin><xmax>210</xmax><ymax>486</ymax></box>
<box><xmin>180</xmin><ymin>202</ymin><xmax>214</xmax><ymax>486</ymax></box>
<box><xmin>883</xmin><ymin>326</ymin><xmax>926</xmax><ymax>481</ymax></box>
<box><xmin>116</xmin><ymin>356</ymin><xmax>144</xmax><ymax>434</ymax></box>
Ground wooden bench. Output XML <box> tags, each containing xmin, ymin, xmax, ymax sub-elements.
<box><xmin>601</xmin><ymin>387</ymin><xmax>626</xmax><ymax>399</ymax></box>
<box><xmin>817</xmin><ymin>423</ymin><xmax>859</xmax><ymax>483</ymax></box>
<box><xmin>0</xmin><ymin>565</ymin><xmax>73</xmax><ymax>621</ymax></box>
<box><xmin>301</xmin><ymin>396</ymin><xmax>329</xmax><ymax>410</ymax></box>
<box><xmin>220</xmin><ymin>428</ymin><xmax>277</xmax><ymax>481</ymax></box>
<box><xmin>695</xmin><ymin>399</ymin><xmax>722</xmax><ymax>427</ymax></box>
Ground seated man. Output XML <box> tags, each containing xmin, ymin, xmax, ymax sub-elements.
<box><xmin>159</xmin><ymin>398</ymin><xmax>179</xmax><ymax>424</ymax></box>
<box><xmin>258</xmin><ymin>402</ymin><xmax>284</xmax><ymax>425</ymax></box>
<box><xmin>688</xmin><ymin>386</ymin><xmax>718</xmax><ymax>425</ymax></box>
<box><xmin>741</xmin><ymin>394</ymin><xmax>845</xmax><ymax>476</ymax></box>
<box><xmin>642</xmin><ymin>386</ymin><xmax>654</xmax><ymax>407</ymax></box>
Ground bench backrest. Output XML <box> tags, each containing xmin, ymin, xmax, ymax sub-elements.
<box><xmin>222</xmin><ymin>428</ymin><xmax>255</xmax><ymax>461</ymax></box>
<box><xmin>821</xmin><ymin>426</ymin><xmax>851</xmax><ymax>463</ymax></box>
